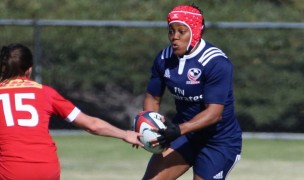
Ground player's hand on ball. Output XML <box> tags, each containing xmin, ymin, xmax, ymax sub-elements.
<box><xmin>124</xmin><ymin>130</ymin><xmax>144</xmax><ymax>147</ymax></box>
<box><xmin>155</xmin><ymin>117</ymin><xmax>181</xmax><ymax>148</ymax></box>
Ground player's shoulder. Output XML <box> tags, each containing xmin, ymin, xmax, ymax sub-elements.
<box><xmin>156</xmin><ymin>45</ymin><xmax>173</xmax><ymax>60</ymax></box>
<box><xmin>198</xmin><ymin>40</ymin><xmax>230</xmax><ymax>67</ymax></box>
<box><xmin>42</xmin><ymin>83</ymin><xmax>55</xmax><ymax>91</ymax></box>
<box><xmin>41</xmin><ymin>84</ymin><xmax>60</xmax><ymax>96</ymax></box>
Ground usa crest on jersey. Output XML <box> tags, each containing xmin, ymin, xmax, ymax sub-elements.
<box><xmin>186</xmin><ymin>68</ymin><xmax>201</xmax><ymax>84</ymax></box>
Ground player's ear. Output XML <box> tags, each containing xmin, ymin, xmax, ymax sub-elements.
<box><xmin>25</xmin><ymin>67</ymin><xmax>32</xmax><ymax>78</ymax></box>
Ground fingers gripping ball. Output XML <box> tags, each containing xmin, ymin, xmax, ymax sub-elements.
<box><xmin>132</xmin><ymin>111</ymin><xmax>167</xmax><ymax>154</ymax></box>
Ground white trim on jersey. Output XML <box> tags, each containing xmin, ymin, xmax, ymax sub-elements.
<box><xmin>160</xmin><ymin>39</ymin><xmax>228</xmax><ymax>72</ymax></box>
<box><xmin>226</xmin><ymin>154</ymin><xmax>241</xmax><ymax>178</ymax></box>
<box><xmin>198</xmin><ymin>47</ymin><xmax>227</xmax><ymax>66</ymax></box>
<box><xmin>65</xmin><ymin>107</ymin><xmax>81</xmax><ymax>122</ymax></box>
<box><xmin>178</xmin><ymin>56</ymin><xmax>186</xmax><ymax>75</ymax></box>
<box><xmin>183</xmin><ymin>39</ymin><xmax>206</xmax><ymax>59</ymax></box>
<box><xmin>161</xmin><ymin>46</ymin><xmax>173</xmax><ymax>59</ymax></box>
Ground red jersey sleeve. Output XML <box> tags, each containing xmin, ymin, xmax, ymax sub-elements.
<box><xmin>43</xmin><ymin>85</ymin><xmax>80</xmax><ymax>122</ymax></box>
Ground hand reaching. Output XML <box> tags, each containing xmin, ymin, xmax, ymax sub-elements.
<box><xmin>123</xmin><ymin>130</ymin><xmax>144</xmax><ymax>147</ymax></box>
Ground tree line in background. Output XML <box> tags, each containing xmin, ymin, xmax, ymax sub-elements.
<box><xmin>0</xmin><ymin>0</ymin><xmax>303</xmax><ymax>132</ymax></box>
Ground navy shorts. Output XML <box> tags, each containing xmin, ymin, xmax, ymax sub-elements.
<box><xmin>171</xmin><ymin>134</ymin><xmax>241</xmax><ymax>180</ymax></box>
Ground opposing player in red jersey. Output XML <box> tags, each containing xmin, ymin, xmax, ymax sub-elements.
<box><xmin>0</xmin><ymin>43</ymin><xmax>143</xmax><ymax>180</ymax></box>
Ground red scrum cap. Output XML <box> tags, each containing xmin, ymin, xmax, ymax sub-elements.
<box><xmin>167</xmin><ymin>5</ymin><xmax>203</xmax><ymax>51</ymax></box>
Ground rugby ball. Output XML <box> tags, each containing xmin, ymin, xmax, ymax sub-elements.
<box><xmin>133</xmin><ymin>111</ymin><xmax>167</xmax><ymax>154</ymax></box>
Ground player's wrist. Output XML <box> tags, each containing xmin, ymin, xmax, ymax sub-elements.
<box><xmin>121</xmin><ymin>130</ymin><xmax>129</xmax><ymax>141</ymax></box>
<box><xmin>167</xmin><ymin>123</ymin><xmax>181</xmax><ymax>140</ymax></box>
<box><xmin>157</xmin><ymin>121</ymin><xmax>181</xmax><ymax>147</ymax></box>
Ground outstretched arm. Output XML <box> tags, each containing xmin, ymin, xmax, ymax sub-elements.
<box><xmin>72</xmin><ymin>112</ymin><xmax>143</xmax><ymax>147</ymax></box>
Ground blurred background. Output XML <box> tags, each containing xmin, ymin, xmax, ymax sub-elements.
<box><xmin>1</xmin><ymin>0</ymin><xmax>303</xmax><ymax>133</ymax></box>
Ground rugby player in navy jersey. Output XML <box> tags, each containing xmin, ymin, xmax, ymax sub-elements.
<box><xmin>142</xmin><ymin>4</ymin><xmax>242</xmax><ymax>180</ymax></box>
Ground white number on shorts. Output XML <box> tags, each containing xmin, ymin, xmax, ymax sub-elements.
<box><xmin>0</xmin><ymin>93</ymin><xmax>39</xmax><ymax>127</ymax></box>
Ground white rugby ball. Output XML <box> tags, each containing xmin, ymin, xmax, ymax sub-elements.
<box><xmin>133</xmin><ymin>111</ymin><xmax>167</xmax><ymax>154</ymax></box>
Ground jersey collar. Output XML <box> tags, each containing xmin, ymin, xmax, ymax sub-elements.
<box><xmin>176</xmin><ymin>39</ymin><xmax>206</xmax><ymax>75</ymax></box>
<box><xmin>180</xmin><ymin>39</ymin><xmax>206</xmax><ymax>60</ymax></box>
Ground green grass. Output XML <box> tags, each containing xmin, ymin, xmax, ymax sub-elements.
<box><xmin>243</xmin><ymin>139</ymin><xmax>304</xmax><ymax>162</ymax></box>
<box><xmin>53</xmin><ymin>134</ymin><xmax>304</xmax><ymax>180</ymax></box>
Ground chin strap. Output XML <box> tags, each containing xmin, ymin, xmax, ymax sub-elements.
<box><xmin>185</xmin><ymin>46</ymin><xmax>193</xmax><ymax>55</ymax></box>
<box><xmin>185</xmin><ymin>39</ymin><xmax>201</xmax><ymax>56</ymax></box>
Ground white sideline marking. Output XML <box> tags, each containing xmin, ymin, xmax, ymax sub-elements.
<box><xmin>242</xmin><ymin>132</ymin><xmax>304</xmax><ymax>140</ymax></box>
<box><xmin>50</xmin><ymin>130</ymin><xmax>304</xmax><ymax>140</ymax></box>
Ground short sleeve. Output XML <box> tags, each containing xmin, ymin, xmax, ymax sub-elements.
<box><xmin>44</xmin><ymin>85</ymin><xmax>81</xmax><ymax>122</ymax></box>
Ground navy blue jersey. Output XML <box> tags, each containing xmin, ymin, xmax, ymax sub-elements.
<box><xmin>147</xmin><ymin>39</ymin><xmax>242</xmax><ymax>143</ymax></box>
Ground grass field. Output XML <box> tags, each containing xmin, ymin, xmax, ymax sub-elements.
<box><xmin>52</xmin><ymin>133</ymin><xmax>304</xmax><ymax>180</ymax></box>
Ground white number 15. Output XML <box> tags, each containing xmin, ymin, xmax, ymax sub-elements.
<box><xmin>0</xmin><ymin>93</ymin><xmax>39</xmax><ymax>127</ymax></box>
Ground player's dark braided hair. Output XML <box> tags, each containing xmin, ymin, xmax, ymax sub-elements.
<box><xmin>190</xmin><ymin>3</ymin><xmax>206</xmax><ymax>36</ymax></box>
<box><xmin>0</xmin><ymin>44</ymin><xmax>33</xmax><ymax>82</ymax></box>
